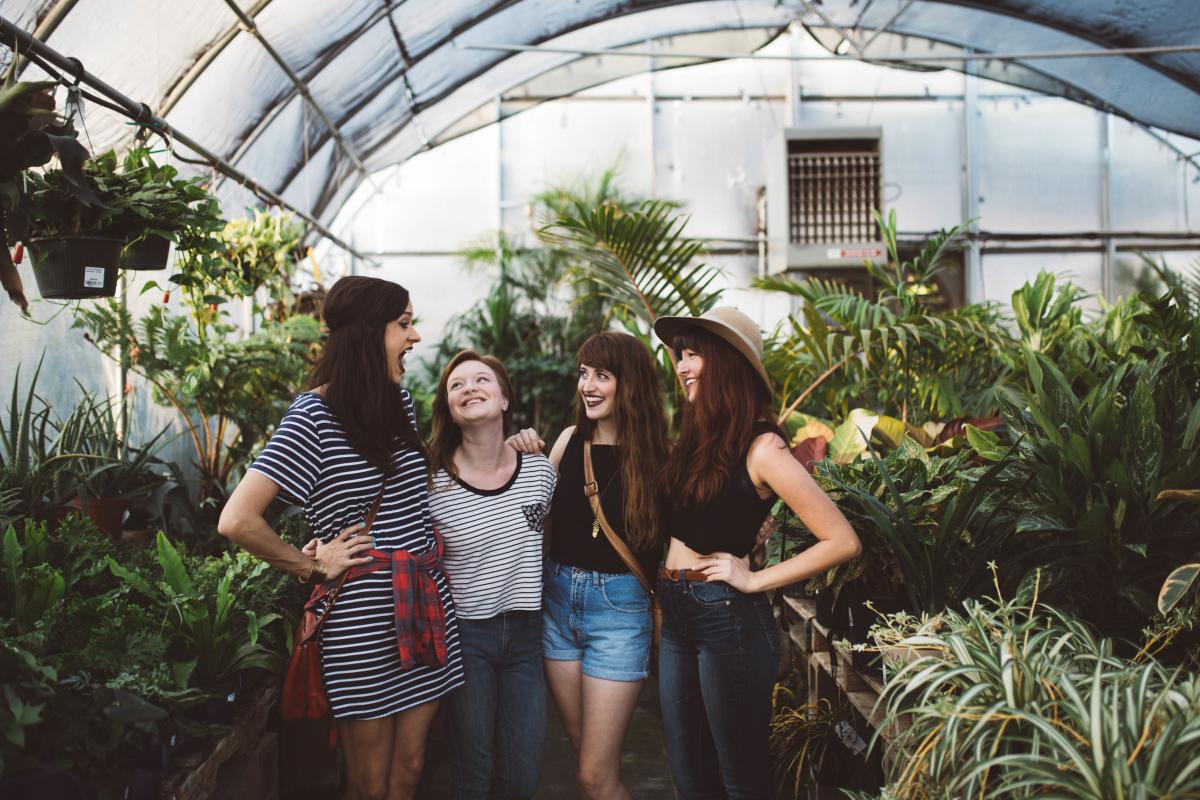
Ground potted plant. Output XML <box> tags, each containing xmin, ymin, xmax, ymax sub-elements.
<box><xmin>12</xmin><ymin>163</ymin><xmax>122</xmax><ymax>299</ymax></box>
<box><xmin>53</xmin><ymin>392</ymin><xmax>170</xmax><ymax>539</ymax></box>
<box><xmin>95</xmin><ymin>148</ymin><xmax>223</xmax><ymax>271</ymax></box>
<box><xmin>0</xmin><ymin>77</ymin><xmax>93</xmax><ymax>308</ymax></box>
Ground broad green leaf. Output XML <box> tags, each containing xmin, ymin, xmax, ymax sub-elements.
<box><xmin>1158</xmin><ymin>564</ymin><xmax>1200</xmax><ymax>615</ymax></box>
<box><xmin>105</xmin><ymin>556</ymin><xmax>157</xmax><ymax>598</ymax></box>
<box><xmin>1127</xmin><ymin>381</ymin><xmax>1162</xmax><ymax>497</ymax></box>
<box><xmin>791</xmin><ymin>420</ymin><xmax>834</xmax><ymax>445</ymax></box>
<box><xmin>895</xmin><ymin>435</ymin><xmax>931</xmax><ymax>467</ymax></box>
<box><xmin>1015</xmin><ymin>512</ymin><xmax>1069</xmax><ymax>534</ymax></box>
<box><xmin>873</xmin><ymin>415</ymin><xmax>908</xmax><ymax>449</ymax></box>
<box><xmin>1156</xmin><ymin>488</ymin><xmax>1200</xmax><ymax>503</ymax></box>
<box><xmin>964</xmin><ymin>424</ymin><xmax>1004</xmax><ymax>461</ymax></box>
<box><xmin>829</xmin><ymin>409</ymin><xmax>879</xmax><ymax>464</ymax></box>
<box><xmin>155</xmin><ymin>531</ymin><xmax>194</xmax><ymax>595</ymax></box>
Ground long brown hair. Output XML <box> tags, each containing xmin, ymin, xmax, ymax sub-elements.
<box><xmin>574</xmin><ymin>332</ymin><xmax>670</xmax><ymax>552</ymax></box>
<box><xmin>428</xmin><ymin>350</ymin><xmax>516</xmax><ymax>480</ymax></box>
<box><xmin>307</xmin><ymin>276</ymin><xmax>424</xmax><ymax>472</ymax></box>
<box><xmin>659</xmin><ymin>326</ymin><xmax>779</xmax><ymax>506</ymax></box>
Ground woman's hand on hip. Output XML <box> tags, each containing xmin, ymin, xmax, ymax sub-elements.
<box><xmin>314</xmin><ymin>525</ymin><xmax>375</xmax><ymax>580</ymax></box>
<box><xmin>506</xmin><ymin>428</ymin><xmax>545</xmax><ymax>453</ymax></box>
<box><xmin>698</xmin><ymin>551</ymin><xmax>759</xmax><ymax>593</ymax></box>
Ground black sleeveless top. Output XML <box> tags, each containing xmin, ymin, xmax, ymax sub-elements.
<box><xmin>549</xmin><ymin>431</ymin><xmax>658</xmax><ymax>577</ymax></box>
<box><xmin>667</xmin><ymin>421</ymin><xmax>781</xmax><ymax>557</ymax></box>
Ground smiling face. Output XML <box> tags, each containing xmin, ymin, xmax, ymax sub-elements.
<box><xmin>578</xmin><ymin>362</ymin><xmax>618</xmax><ymax>421</ymax></box>
<box><xmin>384</xmin><ymin>302</ymin><xmax>421</xmax><ymax>384</ymax></box>
<box><xmin>446</xmin><ymin>359</ymin><xmax>507</xmax><ymax>426</ymax></box>
<box><xmin>676</xmin><ymin>347</ymin><xmax>704</xmax><ymax>402</ymax></box>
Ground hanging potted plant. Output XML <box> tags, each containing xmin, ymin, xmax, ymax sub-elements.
<box><xmin>97</xmin><ymin>148</ymin><xmax>223</xmax><ymax>271</ymax></box>
<box><xmin>0</xmin><ymin>77</ymin><xmax>96</xmax><ymax>307</ymax></box>
<box><xmin>11</xmin><ymin>162</ymin><xmax>123</xmax><ymax>300</ymax></box>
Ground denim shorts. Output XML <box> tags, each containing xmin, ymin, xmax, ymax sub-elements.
<box><xmin>542</xmin><ymin>559</ymin><xmax>653</xmax><ymax>682</ymax></box>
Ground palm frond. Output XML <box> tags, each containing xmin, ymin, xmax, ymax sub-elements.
<box><xmin>538</xmin><ymin>199</ymin><xmax>723</xmax><ymax>325</ymax></box>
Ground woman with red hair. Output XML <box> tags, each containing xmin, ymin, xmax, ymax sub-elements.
<box><xmin>654</xmin><ymin>307</ymin><xmax>861</xmax><ymax>800</ymax></box>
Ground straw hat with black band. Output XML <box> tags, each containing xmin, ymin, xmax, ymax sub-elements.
<box><xmin>653</xmin><ymin>307</ymin><xmax>772</xmax><ymax>393</ymax></box>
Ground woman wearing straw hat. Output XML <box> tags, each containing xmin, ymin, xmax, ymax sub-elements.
<box><xmin>653</xmin><ymin>306</ymin><xmax>861</xmax><ymax>800</ymax></box>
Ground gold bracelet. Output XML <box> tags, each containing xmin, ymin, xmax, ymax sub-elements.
<box><xmin>297</xmin><ymin>559</ymin><xmax>318</xmax><ymax>584</ymax></box>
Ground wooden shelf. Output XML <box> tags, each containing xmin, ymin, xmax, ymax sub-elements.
<box><xmin>779</xmin><ymin>593</ymin><xmax>895</xmax><ymax>742</ymax></box>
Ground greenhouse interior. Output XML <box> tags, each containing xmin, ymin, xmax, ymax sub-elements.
<box><xmin>2</xmin><ymin>1</ymin><xmax>1199</xmax><ymax>798</ymax></box>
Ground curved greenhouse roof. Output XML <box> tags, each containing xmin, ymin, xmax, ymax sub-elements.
<box><xmin>3</xmin><ymin>0</ymin><xmax>1199</xmax><ymax>241</ymax></box>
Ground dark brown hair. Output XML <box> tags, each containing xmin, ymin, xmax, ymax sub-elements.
<box><xmin>428</xmin><ymin>350</ymin><xmax>516</xmax><ymax>479</ymax></box>
<box><xmin>659</xmin><ymin>326</ymin><xmax>780</xmax><ymax>506</ymax></box>
<box><xmin>307</xmin><ymin>276</ymin><xmax>423</xmax><ymax>472</ymax></box>
<box><xmin>574</xmin><ymin>332</ymin><xmax>670</xmax><ymax>552</ymax></box>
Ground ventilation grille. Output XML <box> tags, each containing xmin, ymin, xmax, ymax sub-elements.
<box><xmin>788</xmin><ymin>148</ymin><xmax>881</xmax><ymax>245</ymax></box>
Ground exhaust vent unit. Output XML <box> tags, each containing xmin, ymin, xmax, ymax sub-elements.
<box><xmin>767</xmin><ymin>127</ymin><xmax>885</xmax><ymax>274</ymax></box>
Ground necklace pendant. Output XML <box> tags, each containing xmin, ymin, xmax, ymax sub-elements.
<box><xmin>591</xmin><ymin>519</ymin><xmax>600</xmax><ymax>539</ymax></box>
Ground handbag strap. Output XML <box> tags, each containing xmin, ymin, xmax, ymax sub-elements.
<box><xmin>583</xmin><ymin>439</ymin><xmax>655</xmax><ymax>597</ymax></box>
<box><xmin>304</xmin><ymin>472</ymin><xmax>390</xmax><ymax>640</ymax></box>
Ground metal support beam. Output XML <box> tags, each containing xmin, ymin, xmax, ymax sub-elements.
<box><xmin>458</xmin><ymin>41</ymin><xmax>1200</xmax><ymax>63</ymax></box>
<box><xmin>646</xmin><ymin>39</ymin><xmax>657</xmax><ymax>197</ymax></box>
<box><xmin>1100</xmin><ymin>112</ymin><xmax>1115</xmax><ymax>302</ymax></box>
<box><xmin>221</xmin><ymin>0</ymin><xmax>372</xmax><ymax>179</ymax></box>
<box><xmin>961</xmin><ymin>56</ymin><xmax>982</xmax><ymax>303</ymax></box>
<box><xmin>0</xmin><ymin>14</ymin><xmax>377</xmax><ymax>265</ymax></box>
<box><xmin>858</xmin><ymin>0</ymin><xmax>916</xmax><ymax>54</ymax></box>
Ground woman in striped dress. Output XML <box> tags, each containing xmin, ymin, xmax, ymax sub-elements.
<box><xmin>219</xmin><ymin>276</ymin><xmax>464</xmax><ymax>800</ymax></box>
<box><xmin>426</xmin><ymin>350</ymin><xmax>556</xmax><ymax>799</ymax></box>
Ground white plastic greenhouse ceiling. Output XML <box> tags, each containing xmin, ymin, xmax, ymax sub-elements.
<box><xmin>3</xmin><ymin>0</ymin><xmax>1200</xmax><ymax>417</ymax></box>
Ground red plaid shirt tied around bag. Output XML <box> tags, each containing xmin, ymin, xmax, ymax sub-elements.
<box><xmin>302</xmin><ymin>534</ymin><xmax>449</xmax><ymax>670</ymax></box>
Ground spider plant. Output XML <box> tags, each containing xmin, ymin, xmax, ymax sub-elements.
<box><xmin>872</xmin><ymin>587</ymin><xmax>1200</xmax><ymax>799</ymax></box>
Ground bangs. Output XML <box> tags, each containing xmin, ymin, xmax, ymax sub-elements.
<box><xmin>669</xmin><ymin>328</ymin><xmax>704</xmax><ymax>358</ymax></box>
<box><xmin>576</xmin><ymin>335</ymin><xmax>619</xmax><ymax>373</ymax></box>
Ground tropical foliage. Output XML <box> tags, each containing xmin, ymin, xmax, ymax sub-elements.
<box><xmin>756</xmin><ymin>211</ymin><xmax>1006</xmax><ymax>426</ymax></box>
<box><xmin>0</xmin><ymin>515</ymin><xmax>302</xmax><ymax>789</ymax></box>
<box><xmin>428</xmin><ymin>169</ymin><xmax>723</xmax><ymax>434</ymax></box>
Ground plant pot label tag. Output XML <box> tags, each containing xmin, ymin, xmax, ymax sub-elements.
<box><xmin>83</xmin><ymin>267</ymin><xmax>105</xmax><ymax>288</ymax></box>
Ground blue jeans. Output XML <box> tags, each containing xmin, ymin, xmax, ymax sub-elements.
<box><xmin>448</xmin><ymin>610</ymin><xmax>546</xmax><ymax>800</ymax></box>
<box><xmin>657</xmin><ymin>574</ymin><xmax>779</xmax><ymax>800</ymax></box>
<box><xmin>543</xmin><ymin>559</ymin><xmax>653</xmax><ymax>681</ymax></box>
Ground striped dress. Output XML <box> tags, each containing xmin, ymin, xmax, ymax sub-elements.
<box><xmin>250</xmin><ymin>390</ymin><xmax>464</xmax><ymax>719</ymax></box>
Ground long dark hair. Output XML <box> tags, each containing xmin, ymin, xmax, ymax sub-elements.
<box><xmin>659</xmin><ymin>326</ymin><xmax>780</xmax><ymax>506</ymax></box>
<box><xmin>574</xmin><ymin>332</ymin><xmax>670</xmax><ymax>552</ymax></box>
<box><xmin>307</xmin><ymin>276</ymin><xmax>423</xmax><ymax>472</ymax></box>
<box><xmin>428</xmin><ymin>350</ymin><xmax>516</xmax><ymax>480</ymax></box>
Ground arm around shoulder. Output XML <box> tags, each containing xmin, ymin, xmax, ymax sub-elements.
<box><xmin>547</xmin><ymin>426</ymin><xmax>576</xmax><ymax>471</ymax></box>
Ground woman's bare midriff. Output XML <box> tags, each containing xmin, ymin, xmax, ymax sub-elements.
<box><xmin>665</xmin><ymin>537</ymin><xmax>718</xmax><ymax>571</ymax></box>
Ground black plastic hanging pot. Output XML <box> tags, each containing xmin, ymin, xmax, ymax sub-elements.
<box><xmin>118</xmin><ymin>234</ymin><xmax>171</xmax><ymax>270</ymax></box>
<box><xmin>28</xmin><ymin>236</ymin><xmax>122</xmax><ymax>299</ymax></box>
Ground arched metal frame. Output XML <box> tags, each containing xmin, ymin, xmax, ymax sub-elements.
<box><xmin>4</xmin><ymin>0</ymin><xmax>1199</xmax><ymax>237</ymax></box>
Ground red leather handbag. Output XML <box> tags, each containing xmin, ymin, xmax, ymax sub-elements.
<box><xmin>281</xmin><ymin>478</ymin><xmax>386</xmax><ymax>721</ymax></box>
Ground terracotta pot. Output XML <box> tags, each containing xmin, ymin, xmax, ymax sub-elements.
<box><xmin>73</xmin><ymin>496</ymin><xmax>131</xmax><ymax>539</ymax></box>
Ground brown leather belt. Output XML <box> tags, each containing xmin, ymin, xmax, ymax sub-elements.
<box><xmin>658</xmin><ymin>565</ymin><xmax>708</xmax><ymax>582</ymax></box>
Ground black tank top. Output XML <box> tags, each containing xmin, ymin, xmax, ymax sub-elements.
<box><xmin>667</xmin><ymin>421</ymin><xmax>780</xmax><ymax>557</ymax></box>
<box><xmin>549</xmin><ymin>431</ymin><xmax>657</xmax><ymax>576</ymax></box>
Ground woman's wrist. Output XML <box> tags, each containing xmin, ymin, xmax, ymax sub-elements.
<box><xmin>297</xmin><ymin>556</ymin><xmax>328</xmax><ymax>583</ymax></box>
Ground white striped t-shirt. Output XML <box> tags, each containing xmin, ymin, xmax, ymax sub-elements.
<box><xmin>428</xmin><ymin>452</ymin><xmax>556</xmax><ymax>620</ymax></box>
